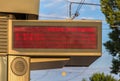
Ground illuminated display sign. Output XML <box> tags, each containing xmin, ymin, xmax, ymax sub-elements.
<box><xmin>13</xmin><ymin>26</ymin><xmax>97</xmax><ymax>49</ymax></box>
<box><xmin>8</xmin><ymin>20</ymin><xmax>101</xmax><ymax>56</ymax></box>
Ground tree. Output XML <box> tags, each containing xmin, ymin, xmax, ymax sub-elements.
<box><xmin>101</xmin><ymin>0</ymin><xmax>120</xmax><ymax>75</ymax></box>
<box><xmin>89</xmin><ymin>73</ymin><xmax>105</xmax><ymax>81</ymax></box>
<box><xmin>82</xmin><ymin>78</ymin><xmax>87</xmax><ymax>81</ymax></box>
<box><xmin>89</xmin><ymin>73</ymin><xmax>117</xmax><ymax>81</ymax></box>
<box><xmin>101</xmin><ymin>0</ymin><xmax>120</xmax><ymax>26</ymax></box>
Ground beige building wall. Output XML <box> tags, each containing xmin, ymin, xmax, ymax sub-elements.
<box><xmin>0</xmin><ymin>0</ymin><xmax>40</xmax><ymax>15</ymax></box>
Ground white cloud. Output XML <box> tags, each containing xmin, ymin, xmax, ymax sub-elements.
<box><xmin>40</xmin><ymin>0</ymin><xmax>47</xmax><ymax>2</ymax></box>
<box><xmin>68</xmin><ymin>0</ymin><xmax>92</xmax><ymax>3</ymax></box>
<box><xmin>90</xmin><ymin>6</ymin><xmax>99</xmax><ymax>11</ymax></box>
<box><xmin>80</xmin><ymin>17</ymin><xmax>95</xmax><ymax>20</ymax></box>
<box><xmin>39</xmin><ymin>13</ymin><xmax>68</xmax><ymax>19</ymax></box>
<box><xmin>42</xmin><ymin>0</ymin><xmax>65</xmax><ymax>8</ymax></box>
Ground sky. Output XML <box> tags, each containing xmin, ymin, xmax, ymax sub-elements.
<box><xmin>31</xmin><ymin>0</ymin><xmax>119</xmax><ymax>81</ymax></box>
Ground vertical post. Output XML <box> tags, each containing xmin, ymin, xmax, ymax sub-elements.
<box><xmin>0</xmin><ymin>56</ymin><xmax>7</xmax><ymax>81</ymax></box>
<box><xmin>69</xmin><ymin>2</ymin><xmax>72</xmax><ymax>18</ymax></box>
<box><xmin>8</xmin><ymin>56</ymin><xmax>30</xmax><ymax>81</ymax></box>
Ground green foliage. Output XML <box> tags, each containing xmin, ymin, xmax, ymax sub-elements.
<box><xmin>101</xmin><ymin>0</ymin><xmax>120</xmax><ymax>75</ymax></box>
<box><xmin>104</xmin><ymin>28</ymin><xmax>120</xmax><ymax>56</ymax></box>
<box><xmin>111</xmin><ymin>57</ymin><xmax>120</xmax><ymax>74</ymax></box>
<box><xmin>101</xmin><ymin>0</ymin><xmax>120</xmax><ymax>26</ymax></box>
<box><xmin>89</xmin><ymin>73</ymin><xmax>105</xmax><ymax>81</ymax></box>
<box><xmin>89</xmin><ymin>73</ymin><xmax>117</xmax><ymax>81</ymax></box>
<box><xmin>105</xmin><ymin>74</ymin><xmax>117</xmax><ymax>81</ymax></box>
<box><xmin>82</xmin><ymin>78</ymin><xmax>87</xmax><ymax>81</ymax></box>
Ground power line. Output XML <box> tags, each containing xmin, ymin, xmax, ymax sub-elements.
<box><xmin>68</xmin><ymin>1</ymin><xmax>101</xmax><ymax>19</ymax></box>
<box><xmin>31</xmin><ymin>71</ymin><xmax>49</xmax><ymax>81</ymax></box>
<box><xmin>71</xmin><ymin>0</ymin><xmax>86</xmax><ymax>20</ymax></box>
<box><xmin>47</xmin><ymin>67</ymin><xmax>89</xmax><ymax>81</ymax></box>
<box><xmin>70</xmin><ymin>2</ymin><xmax>100</xmax><ymax>6</ymax></box>
<box><xmin>76</xmin><ymin>0</ymin><xmax>85</xmax><ymax>13</ymax></box>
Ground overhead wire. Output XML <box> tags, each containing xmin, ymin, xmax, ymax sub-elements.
<box><xmin>65</xmin><ymin>67</ymin><xmax>89</xmax><ymax>81</ymax></box>
<box><xmin>76</xmin><ymin>0</ymin><xmax>85</xmax><ymax>13</ymax></box>
<box><xmin>44</xmin><ymin>67</ymin><xmax>89</xmax><ymax>81</ymax></box>
<box><xmin>70</xmin><ymin>2</ymin><xmax>100</xmax><ymax>6</ymax></box>
<box><xmin>30</xmin><ymin>71</ymin><xmax>49</xmax><ymax>81</ymax></box>
<box><xmin>72</xmin><ymin>0</ymin><xmax>85</xmax><ymax>19</ymax></box>
<box><xmin>39</xmin><ymin>1</ymin><xmax>115</xmax><ymax>30</ymax></box>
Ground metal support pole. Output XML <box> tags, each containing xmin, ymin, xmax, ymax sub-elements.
<box><xmin>69</xmin><ymin>2</ymin><xmax>72</xmax><ymax>18</ymax></box>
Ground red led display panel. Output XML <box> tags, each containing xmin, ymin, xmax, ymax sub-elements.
<box><xmin>13</xmin><ymin>26</ymin><xmax>97</xmax><ymax>49</ymax></box>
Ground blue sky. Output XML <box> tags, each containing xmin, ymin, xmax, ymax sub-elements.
<box><xmin>31</xmin><ymin>0</ymin><xmax>119</xmax><ymax>81</ymax></box>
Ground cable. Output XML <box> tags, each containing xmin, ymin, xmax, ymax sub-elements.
<box><xmin>72</xmin><ymin>0</ymin><xmax>85</xmax><ymax>19</ymax></box>
<box><xmin>76</xmin><ymin>0</ymin><xmax>85</xmax><ymax>13</ymax></box>
<box><xmin>30</xmin><ymin>71</ymin><xmax>49</xmax><ymax>81</ymax></box>
<box><xmin>70</xmin><ymin>2</ymin><xmax>100</xmax><ymax>6</ymax></box>
<box><xmin>49</xmin><ymin>67</ymin><xmax>89</xmax><ymax>81</ymax></box>
<box><xmin>64</xmin><ymin>67</ymin><xmax>88</xmax><ymax>81</ymax></box>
